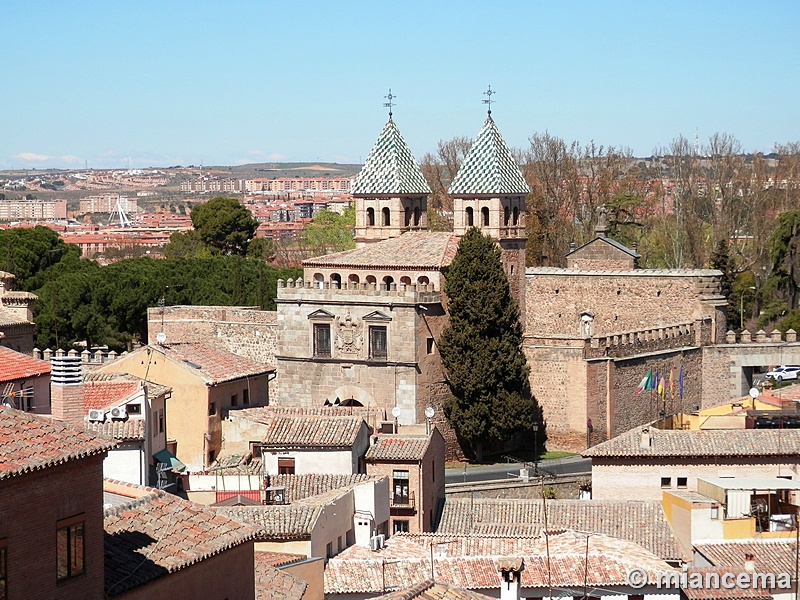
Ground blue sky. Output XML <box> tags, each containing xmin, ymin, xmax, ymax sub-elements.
<box><xmin>3</xmin><ymin>1</ymin><xmax>799</xmax><ymax>170</ymax></box>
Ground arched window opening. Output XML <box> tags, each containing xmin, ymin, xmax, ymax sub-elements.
<box><xmin>348</xmin><ymin>274</ymin><xmax>360</xmax><ymax>285</ymax></box>
<box><xmin>404</xmin><ymin>207</ymin><xmax>412</xmax><ymax>227</ymax></box>
<box><xmin>512</xmin><ymin>206</ymin><xmax>519</xmax><ymax>226</ymax></box>
<box><xmin>313</xmin><ymin>273</ymin><xmax>325</xmax><ymax>289</ymax></box>
<box><xmin>382</xmin><ymin>207</ymin><xmax>391</xmax><ymax>226</ymax></box>
<box><xmin>417</xmin><ymin>276</ymin><xmax>430</xmax><ymax>286</ymax></box>
<box><xmin>330</xmin><ymin>273</ymin><xmax>342</xmax><ymax>289</ymax></box>
<box><xmin>366</xmin><ymin>275</ymin><xmax>377</xmax><ymax>285</ymax></box>
<box><xmin>414</xmin><ymin>206</ymin><xmax>421</xmax><ymax>226</ymax></box>
<box><xmin>465</xmin><ymin>207</ymin><xmax>474</xmax><ymax>227</ymax></box>
<box><xmin>383</xmin><ymin>275</ymin><xmax>395</xmax><ymax>287</ymax></box>
<box><xmin>481</xmin><ymin>206</ymin><xmax>489</xmax><ymax>227</ymax></box>
<box><xmin>504</xmin><ymin>206</ymin><xmax>510</xmax><ymax>226</ymax></box>
<box><xmin>400</xmin><ymin>276</ymin><xmax>412</xmax><ymax>286</ymax></box>
<box><xmin>367</xmin><ymin>207</ymin><xmax>375</xmax><ymax>226</ymax></box>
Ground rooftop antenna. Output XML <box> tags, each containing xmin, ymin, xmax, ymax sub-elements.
<box><xmin>483</xmin><ymin>85</ymin><xmax>495</xmax><ymax>116</ymax></box>
<box><xmin>694</xmin><ymin>128</ymin><xmax>701</xmax><ymax>156</ymax></box>
<box><xmin>383</xmin><ymin>88</ymin><xmax>395</xmax><ymax>120</ymax></box>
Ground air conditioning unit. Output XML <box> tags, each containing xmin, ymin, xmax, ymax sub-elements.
<box><xmin>109</xmin><ymin>407</ymin><xmax>126</xmax><ymax>420</ymax></box>
<box><xmin>88</xmin><ymin>409</ymin><xmax>105</xmax><ymax>422</ymax></box>
<box><xmin>376</xmin><ymin>534</ymin><xmax>385</xmax><ymax>548</ymax></box>
<box><xmin>369</xmin><ymin>536</ymin><xmax>381</xmax><ymax>551</ymax></box>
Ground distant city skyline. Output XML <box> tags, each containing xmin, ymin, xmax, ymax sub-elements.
<box><xmin>4</xmin><ymin>1</ymin><xmax>799</xmax><ymax>170</ymax></box>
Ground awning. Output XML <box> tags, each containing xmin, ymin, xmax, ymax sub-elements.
<box><xmin>154</xmin><ymin>449</ymin><xmax>186</xmax><ymax>473</ymax></box>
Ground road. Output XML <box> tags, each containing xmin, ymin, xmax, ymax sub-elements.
<box><xmin>444</xmin><ymin>455</ymin><xmax>592</xmax><ymax>484</ymax></box>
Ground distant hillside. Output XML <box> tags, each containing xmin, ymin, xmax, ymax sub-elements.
<box><xmin>205</xmin><ymin>162</ymin><xmax>362</xmax><ymax>179</ymax></box>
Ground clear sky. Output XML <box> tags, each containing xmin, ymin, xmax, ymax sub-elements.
<box><xmin>3</xmin><ymin>1</ymin><xmax>799</xmax><ymax>170</ymax></box>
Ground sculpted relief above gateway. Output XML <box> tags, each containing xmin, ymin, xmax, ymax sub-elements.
<box><xmin>335</xmin><ymin>312</ymin><xmax>363</xmax><ymax>355</ymax></box>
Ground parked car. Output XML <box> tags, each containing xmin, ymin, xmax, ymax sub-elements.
<box><xmin>765</xmin><ymin>366</ymin><xmax>800</xmax><ymax>382</ymax></box>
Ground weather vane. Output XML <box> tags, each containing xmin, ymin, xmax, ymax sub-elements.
<box><xmin>383</xmin><ymin>88</ymin><xmax>395</xmax><ymax>119</ymax></box>
<box><xmin>482</xmin><ymin>85</ymin><xmax>495</xmax><ymax>115</ymax></box>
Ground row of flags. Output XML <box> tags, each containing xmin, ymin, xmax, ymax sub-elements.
<box><xmin>635</xmin><ymin>367</ymin><xmax>684</xmax><ymax>400</ymax></box>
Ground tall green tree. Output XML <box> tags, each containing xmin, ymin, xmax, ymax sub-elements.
<box><xmin>769</xmin><ymin>210</ymin><xmax>800</xmax><ymax>310</ymax></box>
<box><xmin>300</xmin><ymin>206</ymin><xmax>355</xmax><ymax>256</ymax></box>
<box><xmin>188</xmin><ymin>196</ymin><xmax>258</xmax><ymax>255</ymax></box>
<box><xmin>437</xmin><ymin>228</ymin><xmax>540</xmax><ymax>461</ymax></box>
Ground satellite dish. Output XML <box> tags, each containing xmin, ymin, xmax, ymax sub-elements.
<box><xmin>749</xmin><ymin>387</ymin><xmax>759</xmax><ymax>399</ymax></box>
<box><xmin>391</xmin><ymin>406</ymin><xmax>401</xmax><ymax>418</ymax></box>
<box><xmin>156</xmin><ymin>332</ymin><xmax>167</xmax><ymax>345</ymax></box>
<box><xmin>424</xmin><ymin>407</ymin><xmax>435</xmax><ymax>419</ymax></box>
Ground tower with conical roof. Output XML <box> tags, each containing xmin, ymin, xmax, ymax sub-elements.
<box><xmin>352</xmin><ymin>114</ymin><xmax>431</xmax><ymax>248</ymax></box>
<box><xmin>449</xmin><ymin>108</ymin><xmax>530</xmax><ymax>316</ymax></box>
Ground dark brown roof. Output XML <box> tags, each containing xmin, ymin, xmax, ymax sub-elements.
<box><xmin>365</xmin><ymin>434</ymin><xmax>431</xmax><ymax>461</ymax></box>
<box><xmin>152</xmin><ymin>342</ymin><xmax>274</xmax><ymax>385</ymax></box>
<box><xmin>303</xmin><ymin>232</ymin><xmax>459</xmax><ymax>270</ymax></box>
<box><xmin>255</xmin><ymin>553</ymin><xmax>308</xmax><ymax>600</ymax></box>
<box><xmin>0</xmin><ymin>406</ymin><xmax>115</xmax><ymax>479</ymax></box>
<box><xmin>583</xmin><ymin>426</ymin><xmax>800</xmax><ymax>458</ymax></box>
<box><xmin>436</xmin><ymin>498</ymin><xmax>682</xmax><ymax>561</ymax></box>
<box><xmin>104</xmin><ymin>487</ymin><xmax>258</xmax><ymax>596</ymax></box>
<box><xmin>236</xmin><ymin>406</ymin><xmax>369</xmax><ymax>448</ymax></box>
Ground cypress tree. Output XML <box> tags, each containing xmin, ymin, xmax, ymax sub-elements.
<box><xmin>438</xmin><ymin>227</ymin><xmax>541</xmax><ymax>461</ymax></box>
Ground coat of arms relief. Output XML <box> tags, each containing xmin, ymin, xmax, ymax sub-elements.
<box><xmin>335</xmin><ymin>312</ymin><xmax>362</xmax><ymax>354</ymax></box>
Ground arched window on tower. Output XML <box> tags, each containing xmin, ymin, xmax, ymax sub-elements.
<box><xmin>417</xmin><ymin>275</ymin><xmax>430</xmax><ymax>287</ymax></box>
<box><xmin>504</xmin><ymin>206</ymin><xmax>510</xmax><ymax>226</ymax></box>
<box><xmin>465</xmin><ymin>207</ymin><xmax>474</xmax><ymax>227</ymax></box>
<box><xmin>383</xmin><ymin>275</ymin><xmax>394</xmax><ymax>289</ymax></box>
<box><xmin>382</xmin><ymin>207</ymin><xmax>391</xmax><ymax>226</ymax></box>
<box><xmin>513</xmin><ymin>206</ymin><xmax>519</xmax><ymax>226</ymax></box>
<box><xmin>330</xmin><ymin>273</ymin><xmax>342</xmax><ymax>289</ymax></box>
<box><xmin>366</xmin><ymin>275</ymin><xmax>377</xmax><ymax>285</ymax></box>
<box><xmin>367</xmin><ymin>208</ymin><xmax>375</xmax><ymax>226</ymax></box>
<box><xmin>348</xmin><ymin>274</ymin><xmax>360</xmax><ymax>287</ymax></box>
<box><xmin>400</xmin><ymin>276</ymin><xmax>411</xmax><ymax>287</ymax></box>
<box><xmin>414</xmin><ymin>206</ymin><xmax>421</xmax><ymax>226</ymax></box>
<box><xmin>404</xmin><ymin>207</ymin><xmax>412</xmax><ymax>227</ymax></box>
<box><xmin>313</xmin><ymin>273</ymin><xmax>324</xmax><ymax>289</ymax></box>
<box><xmin>481</xmin><ymin>207</ymin><xmax>489</xmax><ymax>227</ymax></box>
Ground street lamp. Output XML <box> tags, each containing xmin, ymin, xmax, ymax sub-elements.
<box><xmin>532</xmin><ymin>422</ymin><xmax>539</xmax><ymax>475</ymax></box>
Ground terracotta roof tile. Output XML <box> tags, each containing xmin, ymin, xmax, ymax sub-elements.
<box><xmin>694</xmin><ymin>540</ymin><xmax>798</xmax><ymax>574</ymax></box>
<box><xmin>325</xmin><ymin>530</ymin><xmax>673</xmax><ymax>594</ymax></box>
<box><xmin>266</xmin><ymin>473</ymin><xmax>375</xmax><ymax>502</ymax></box>
<box><xmin>436</xmin><ymin>498</ymin><xmax>682</xmax><ymax>561</ymax></box>
<box><xmin>375</xmin><ymin>580</ymin><xmax>494</xmax><ymax>600</ymax></box>
<box><xmin>82</xmin><ymin>380</ymin><xmax>140</xmax><ymax>410</ymax></box>
<box><xmin>255</xmin><ymin>553</ymin><xmax>307</xmax><ymax>600</ymax></box>
<box><xmin>87</xmin><ymin>418</ymin><xmax>146</xmax><ymax>440</ymax></box>
<box><xmin>0</xmin><ymin>347</ymin><xmax>50</xmax><ymax>381</ymax></box>
<box><xmin>216</xmin><ymin>505</ymin><xmax>320</xmax><ymax>539</ymax></box>
<box><xmin>303</xmin><ymin>232</ymin><xmax>459</xmax><ymax>270</ymax></box>
<box><xmin>104</xmin><ymin>487</ymin><xmax>258</xmax><ymax>596</ymax></box>
<box><xmin>681</xmin><ymin>567</ymin><xmax>773</xmax><ymax>599</ymax></box>
<box><xmin>236</xmin><ymin>407</ymin><xmax>368</xmax><ymax>448</ymax></box>
<box><xmin>0</xmin><ymin>406</ymin><xmax>114</xmax><ymax>479</ymax></box>
<box><xmin>365</xmin><ymin>434</ymin><xmax>431</xmax><ymax>461</ymax></box>
<box><xmin>583</xmin><ymin>426</ymin><xmax>800</xmax><ymax>458</ymax></box>
<box><xmin>148</xmin><ymin>342</ymin><xmax>273</xmax><ymax>385</ymax></box>
<box><xmin>254</xmin><ymin>551</ymin><xmax>307</xmax><ymax>568</ymax></box>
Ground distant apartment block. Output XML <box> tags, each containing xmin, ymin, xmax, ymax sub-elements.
<box><xmin>246</xmin><ymin>177</ymin><xmax>352</xmax><ymax>194</ymax></box>
<box><xmin>79</xmin><ymin>193</ymin><xmax>140</xmax><ymax>214</ymax></box>
<box><xmin>180</xmin><ymin>178</ymin><xmax>246</xmax><ymax>193</ymax></box>
<box><xmin>0</xmin><ymin>198</ymin><xmax>67</xmax><ymax>220</ymax></box>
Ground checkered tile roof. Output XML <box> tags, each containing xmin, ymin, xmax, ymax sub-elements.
<box><xmin>448</xmin><ymin>116</ymin><xmax>529</xmax><ymax>196</ymax></box>
<box><xmin>352</xmin><ymin>118</ymin><xmax>431</xmax><ymax>196</ymax></box>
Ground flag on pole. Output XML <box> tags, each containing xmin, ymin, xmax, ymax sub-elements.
<box><xmin>636</xmin><ymin>371</ymin><xmax>651</xmax><ymax>393</ymax></box>
<box><xmin>669</xmin><ymin>368</ymin><xmax>675</xmax><ymax>400</ymax></box>
<box><xmin>679</xmin><ymin>367</ymin><xmax>684</xmax><ymax>398</ymax></box>
<box><xmin>658</xmin><ymin>376</ymin><xmax>666</xmax><ymax>402</ymax></box>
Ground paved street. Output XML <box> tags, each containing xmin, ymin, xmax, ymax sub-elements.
<box><xmin>444</xmin><ymin>455</ymin><xmax>591</xmax><ymax>484</ymax></box>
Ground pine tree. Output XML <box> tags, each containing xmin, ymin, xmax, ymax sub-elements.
<box><xmin>438</xmin><ymin>227</ymin><xmax>541</xmax><ymax>461</ymax></box>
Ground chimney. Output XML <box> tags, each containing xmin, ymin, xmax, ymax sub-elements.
<box><xmin>498</xmin><ymin>558</ymin><xmax>524</xmax><ymax>600</ymax></box>
<box><xmin>50</xmin><ymin>355</ymin><xmax>84</xmax><ymax>425</ymax></box>
<box><xmin>744</xmin><ymin>553</ymin><xmax>755</xmax><ymax>574</ymax></box>
<box><xmin>640</xmin><ymin>427</ymin><xmax>651</xmax><ymax>449</ymax></box>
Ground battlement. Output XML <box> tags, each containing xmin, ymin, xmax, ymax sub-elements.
<box><xmin>276</xmin><ymin>278</ymin><xmax>441</xmax><ymax>304</ymax></box>
<box><xmin>723</xmin><ymin>328</ymin><xmax>800</xmax><ymax>344</ymax></box>
<box><xmin>33</xmin><ymin>347</ymin><xmax>128</xmax><ymax>365</ymax></box>
<box><xmin>584</xmin><ymin>320</ymin><xmax>702</xmax><ymax>359</ymax></box>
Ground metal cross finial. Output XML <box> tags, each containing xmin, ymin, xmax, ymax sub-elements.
<box><xmin>383</xmin><ymin>88</ymin><xmax>396</xmax><ymax>119</ymax></box>
<box><xmin>482</xmin><ymin>85</ymin><xmax>495</xmax><ymax>115</ymax></box>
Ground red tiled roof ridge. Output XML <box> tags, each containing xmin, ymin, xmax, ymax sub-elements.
<box><xmin>0</xmin><ymin>346</ymin><xmax>51</xmax><ymax>381</ymax></box>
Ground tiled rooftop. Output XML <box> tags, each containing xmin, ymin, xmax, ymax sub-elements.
<box><xmin>87</xmin><ymin>418</ymin><xmax>146</xmax><ymax>440</ymax></box>
<box><xmin>325</xmin><ymin>530</ymin><xmax>674</xmax><ymax>594</ymax></box>
<box><xmin>527</xmin><ymin>267</ymin><xmax>723</xmax><ymax>277</ymax></box>
<box><xmin>583</xmin><ymin>426</ymin><xmax>800</xmax><ymax>458</ymax></box>
<box><xmin>351</xmin><ymin>118</ymin><xmax>431</xmax><ymax>196</ymax></box>
<box><xmin>255</xmin><ymin>553</ymin><xmax>307</xmax><ymax>600</ymax></box>
<box><xmin>265</xmin><ymin>473</ymin><xmax>374</xmax><ymax>503</ymax></box>
<box><xmin>436</xmin><ymin>498</ymin><xmax>682</xmax><ymax>561</ymax></box>
<box><xmin>0</xmin><ymin>406</ymin><xmax>115</xmax><ymax>480</ymax></box>
<box><xmin>216</xmin><ymin>505</ymin><xmax>320</xmax><ymax>540</ymax></box>
<box><xmin>104</xmin><ymin>483</ymin><xmax>259</xmax><ymax>596</ymax></box>
<box><xmin>83</xmin><ymin>372</ymin><xmax>171</xmax><ymax>409</ymax></box>
<box><xmin>681</xmin><ymin>567</ymin><xmax>773</xmax><ymax>599</ymax></box>
<box><xmin>694</xmin><ymin>540</ymin><xmax>798</xmax><ymax>574</ymax></box>
<box><xmin>448</xmin><ymin>115</ymin><xmax>529</xmax><ymax>196</ymax></box>
<box><xmin>254</xmin><ymin>551</ymin><xmax>307</xmax><ymax>568</ymax></box>
<box><xmin>235</xmin><ymin>406</ymin><xmax>368</xmax><ymax>448</ymax></box>
<box><xmin>0</xmin><ymin>346</ymin><xmax>50</xmax><ymax>381</ymax></box>
<box><xmin>153</xmin><ymin>342</ymin><xmax>274</xmax><ymax>385</ymax></box>
<box><xmin>365</xmin><ymin>434</ymin><xmax>431</xmax><ymax>461</ymax></box>
<box><xmin>375</xmin><ymin>580</ymin><xmax>494</xmax><ymax>600</ymax></box>
<box><xmin>303</xmin><ymin>231</ymin><xmax>459</xmax><ymax>270</ymax></box>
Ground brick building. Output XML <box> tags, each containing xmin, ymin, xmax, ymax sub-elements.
<box><xmin>365</xmin><ymin>428</ymin><xmax>445</xmax><ymax>534</ymax></box>
<box><xmin>0</xmin><ymin>271</ymin><xmax>36</xmax><ymax>354</ymax></box>
<box><xmin>0</xmin><ymin>406</ymin><xmax>114</xmax><ymax>599</ymax></box>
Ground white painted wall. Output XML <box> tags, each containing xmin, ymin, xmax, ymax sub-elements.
<box><xmin>104</xmin><ymin>443</ymin><xmax>145</xmax><ymax>485</ymax></box>
<box><xmin>263</xmin><ymin>448</ymin><xmax>355</xmax><ymax>475</ymax></box>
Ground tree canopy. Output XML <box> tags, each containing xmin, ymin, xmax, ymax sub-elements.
<box><xmin>437</xmin><ymin>227</ymin><xmax>540</xmax><ymax>460</ymax></box>
<box><xmin>165</xmin><ymin>196</ymin><xmax>259</xmax><ymax>257</ymax></box>
<box><xmin>299</xmin><ymin>206</ymin><xmax>355</xmax><ymax>256</ymax></box>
